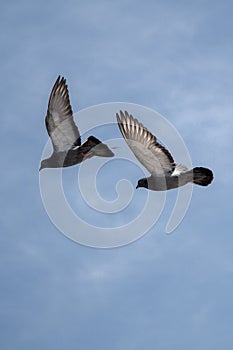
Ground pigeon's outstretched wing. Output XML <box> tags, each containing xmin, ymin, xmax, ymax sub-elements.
<box><xmin>117</xmin><ymin>111</ymin><xmax>176</xmax><ymax>176</ymax></box>
<box><xmin>45</xmin><ymin>76</ymin><xmax>81</xmax><ymax>152</ymax></box>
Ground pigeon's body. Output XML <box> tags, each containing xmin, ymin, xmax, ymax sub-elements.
<box><xmin>40</xmin><ymin>76</ymin><xmax>114</xmax><ymax>171</ymax></box>
<box><xmin>117</xmin><ymin>111</ymin><xmax>213</xmax><ymax>191</ymax></box>
<box><xmin>137</xmin><ymin>167</ymin><xmax>213</xmax><ymax>191</ymax></box>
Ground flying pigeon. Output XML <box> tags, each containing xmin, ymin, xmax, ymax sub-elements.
<box><xmin>40</xmin><ymin>76</ymin><xmax>114</xmax><ymax>171</ymax></box>
<box><xmin>116</xmin><ymin>111</ymin><xmax>213</xmax><ymax>191</ymax></box>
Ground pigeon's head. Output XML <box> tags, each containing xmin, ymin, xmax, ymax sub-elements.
<box><xmin>136</xmin><ymin>178</ymin><xmax>148</xmax><ymax>189</ymax></box>
<box><xmin>39</xmin><ymin>158</ymin><xmax>50</xmax><ymax>171</ymax></box>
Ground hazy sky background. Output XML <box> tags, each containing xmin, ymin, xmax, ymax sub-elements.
<box><xmin>1</xmin><ymin>1</ymin><xmax>232</xmax><ymax>349</ymax></box>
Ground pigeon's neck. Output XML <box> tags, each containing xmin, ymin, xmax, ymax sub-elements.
<box><xmin>40</xmin><ymin>153</ymin><xmax>68</xmax><ymax>169</ymax></box>
<box><xmin>146</xmin><ymin>175</ymin><xmax>177</xmax><ymax>191</ymax></box>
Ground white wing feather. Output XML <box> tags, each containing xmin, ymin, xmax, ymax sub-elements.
<box><xmin>171</xmin><ymin>164</ymin><xmax>189</xmax><ymax>176</ymax></box>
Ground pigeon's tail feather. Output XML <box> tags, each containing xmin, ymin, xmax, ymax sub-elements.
<box><xmin>190</xmin><ymin>167</ymin><xmax>213</xmax><ymax>186</ymax></box>
<box><xmin>82</xmin><ymin>136</ymin><xmax>114</xmax><ymax>157</ymax></box>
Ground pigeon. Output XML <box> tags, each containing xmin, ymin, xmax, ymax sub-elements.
<box><xmin>116</xmin><ymin>111</ymin><xmax>213</xmax><ymax>191</ymax></box>
<box><xmin>39</xmin><ymin>76</ymin><xmax>114</xmax><ymax>171</ymax></box>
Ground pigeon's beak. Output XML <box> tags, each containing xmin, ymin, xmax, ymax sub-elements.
<box><xmin>136</xmin><ymin>184</ymin><xmax>139</xmax><ymax>189</ymax></box>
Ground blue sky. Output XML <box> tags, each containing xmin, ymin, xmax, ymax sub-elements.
<box><xmin>0</xmin><ymin>0</ymin><xmax>232</xmax><ymax>349</ymax></box>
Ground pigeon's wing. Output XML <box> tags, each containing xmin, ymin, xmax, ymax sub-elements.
<box><xmin>117</xmin><ymin>111</ymin><xmax>176</xmax><ymax>175</ymax></box>
<box><xmin>45</xmin><ymin>76</ymin><xmax>81</xmax><ymax>152</ymax></box>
